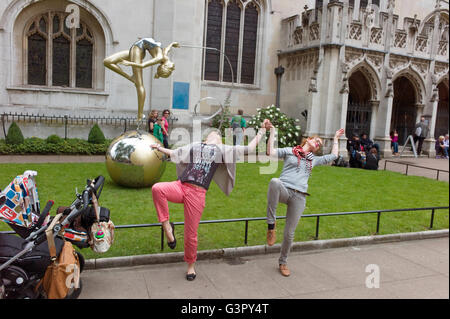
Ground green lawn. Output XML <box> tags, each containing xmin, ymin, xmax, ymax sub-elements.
<box><xmin>0</xmin><ymin>161</ymin><xmax>448</xmax><ymax>260</ymax></box>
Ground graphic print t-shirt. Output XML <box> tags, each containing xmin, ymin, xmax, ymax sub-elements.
<box><xmin>179</xmin><ymin>143</ymin><xmax>221</xmax><ymax>190</ymax></box>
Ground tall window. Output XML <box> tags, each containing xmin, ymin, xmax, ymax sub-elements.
<box><xmin>204</xmin><ymin>0</ymin><xmax>260</xmax><ymax>85</ymax></box>
<box><xmin>25</xmin><ymin>12</ymin><xmax>94</xmax><ymax>88</ymax></box>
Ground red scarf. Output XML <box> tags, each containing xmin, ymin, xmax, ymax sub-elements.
<box><xmin>292</xmin><ymin>146</ymin><xmax>313</xmax><ymax>168</ymax></box>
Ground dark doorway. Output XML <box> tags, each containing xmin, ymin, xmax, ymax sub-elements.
<box><xmin>434</xmin><ymin>81</ymin><xmax>449</xmax><ymax>138</ymax></box>
<box><xmin>346</xmin><ymin>70</ymin><xmax>372</xmax><ymax>139</ymax></box>
<box><xmin>391</xmin><ymin>76</ymin><xmax>417</xmax><ymax>145</ymax></box>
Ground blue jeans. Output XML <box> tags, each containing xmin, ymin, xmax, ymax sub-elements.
<box><xmin>392</xmin><ymin>142</ymin><xmax>398</xmax><ymax>154</ymax></box>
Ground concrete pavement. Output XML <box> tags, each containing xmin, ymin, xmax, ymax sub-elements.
<box><xmin>79</xmin><ymin>234</ymin><xmax>449</xmax><ymax>299</ymax></box>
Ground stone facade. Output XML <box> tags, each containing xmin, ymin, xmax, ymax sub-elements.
<box><xmin>278</xmin><ymin>0</ymin><xmax>449</xmax><ymax>157</ymax></box>
<box><xmin>0</xmin><ymin>0</ymin><xmax>448</xmax><ymax>158</ymax></box>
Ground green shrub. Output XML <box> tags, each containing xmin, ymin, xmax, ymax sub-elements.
<box><xmin>247</xmin><ymin>105</ymin><xmax>301</xmax><ymax>148</ymax></box>
<box><xmin>46</xmin><ymin>134</ymin><xmax>63</xmax><ymax>144</ymax></box>
<box><xmin>88</xmin><ymin>124</ymin><xmax>106</xmax><ymax>144</ymax></box>
<box><xmin>211</xmin><ymin>97</ymin><xmax>232</xmax><ymax>135</ymax></box>
<box><xmin>0</xmin><ymin>137</ymin><xmax>111</xmax><ymax>155</ymax></box>
<box><xmin>5</xmin><ymin>122</ymin><xmax>24</xmax><ymax>145</ymax></box>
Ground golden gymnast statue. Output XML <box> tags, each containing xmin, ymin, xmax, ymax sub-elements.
<box><xmin>104</xmin><ymin>38</ymin><xmax>179</xmax><ymax>121</ymax></box>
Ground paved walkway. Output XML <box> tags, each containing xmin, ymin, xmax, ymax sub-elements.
<box><xmin>379</xmin><ymin>158</ymin><xmax>449</xmax><ymax>182</ymax></box>
<box><xmin>79</xmin><ymin>236</ymin><xmax>449</xmax><ymax>299</ymax></box>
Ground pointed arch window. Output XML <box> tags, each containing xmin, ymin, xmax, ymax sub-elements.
<box><xmin>25</xmin><ymin>12</ymin><xmax>94</xmax><ymax>89</ymax></box>
<box><xmin>204</xmin><ymin>0</ymin><xmax>261</xmax><ymax>85</ymax></box>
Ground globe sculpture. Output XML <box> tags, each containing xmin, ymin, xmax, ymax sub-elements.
<box><xmin>105</xmin><ymin>130</ymin><xmax>166</xmax><ymax>188</ymax></box>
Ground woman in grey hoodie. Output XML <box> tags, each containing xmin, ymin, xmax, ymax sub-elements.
<box><xmin>265</xmin><ymin>125</ymin><xmax>345</xmax><ymax>276</ymax></box>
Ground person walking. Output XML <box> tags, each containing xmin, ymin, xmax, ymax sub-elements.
<box><xmin>413</xmin><ymin>116</ymin><xmax>428</xmax><ymax>156</ymax></box>
<box><xmin>231</xmin><ymin>109</ymin><xmax>246</xmax><ymax>146</ymax></box>
<box><xmin>153</xmin><ymin>118</ymin><xmax>164</xmax><ymax>144</ymax></box>
<box><xmin>161</xmin><ymin>109</ymin><xmax>171</xmax><ymax>148</ymax></box>
<box><xmin>147</xmin><ymin>110</ymin><xmax>158</xmax><ymax>134</ymax></box>
<box><xmin>265</xmin><ymin>124</ymin><xmax>345</xmax><ymax>277</ymax></box>
<box><xmin>150</xmin><ymin>120</ymin><xmax>270</xmax><ymax>281</ymax></box>
<box><xmin>390</xmin><ymin>129</ymin><xmax>399</xmax><ymax>156</ymax></box>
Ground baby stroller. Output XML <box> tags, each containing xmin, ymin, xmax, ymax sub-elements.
<box><xmin>0</xmin><ymin>172</ymin><xmax>113</xmax><ymax>299</ymax></box>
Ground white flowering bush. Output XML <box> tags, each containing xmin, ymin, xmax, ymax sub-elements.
<box><xmin>247</xmin><ymin>105</ymin><xmax>301</xmax><ymax>148</ymax></box>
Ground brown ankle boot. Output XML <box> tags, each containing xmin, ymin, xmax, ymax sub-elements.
<box><xmin>267</xmin><ymin>228</ymin><xmax>276</xmax><ymax>246</ymax></box>
<box><xmin>279</xmin><ymin>264</ymin><xmax>290</xmax><ymax>277</ymax></box>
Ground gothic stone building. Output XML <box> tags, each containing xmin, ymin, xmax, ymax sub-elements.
<box><xmin>0</xmin><ymin>0</ymin><xmax>448</xmax><ymax>157</ymax></box>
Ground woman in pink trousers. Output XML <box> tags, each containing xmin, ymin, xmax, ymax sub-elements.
<box><xmin>150</xmin><ymin>120</ymin><xmax>271</xmax><ymax>281</ymax></box>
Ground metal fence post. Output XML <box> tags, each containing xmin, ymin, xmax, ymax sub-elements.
<box><xmin>430</xmin><ymin>208</ymin><xmax>435</xmax><ymax>229</ymax></box>
<box><xmin>1</xmin><ymin>113</ymin><xmax>6</xmax><ymax>138</ymax></box>
<box><xmin>315</xmin><ymin>216</ymin><xmax>320</xmax><ymax>240</ymax></box>
<box><xmin>64</xmin><ymin>115</ymin><xmax>68</xmax><ymax>140</ymax></box>
<box><xmin>376</xmin><ymin>212</ymin><xmax>381</xmax><ymax>234</ymax></box>
<box><xmin>244</xmin><ymin>220</ymin><xmax>249</xmax><ymax>245</ymax></box>
<box><xmin>161</xmin><ymin>226</ymin><xmax>164</xmax><ymax>251</ymax></box>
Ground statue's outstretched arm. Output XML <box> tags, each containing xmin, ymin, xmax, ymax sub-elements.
<box><xmin>163</xmin><ymin>42</ymin><xmax>180</xmax><ymax>56</ymax></box>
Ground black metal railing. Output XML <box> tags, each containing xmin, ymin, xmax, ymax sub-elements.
<box><xmin>1</xmin><ymin>112</ymin><xmax>178</xmax><ymax>139</ymax></box>
<box><xmin>1</xmin><ymin>206</ymin><xmax>448</xmax><ymax>250</ymax></box>
<box><xmin>384</xmin><ymin>160</ymin><xmax>449</xmax><ymax>181</ymax></box>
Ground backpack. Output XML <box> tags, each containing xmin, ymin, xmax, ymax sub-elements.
<box><xmin>231</xmin><ymin>116</ymin><xmax>242</xmax><ymax>129</ymax></box>
<box><xmin>415</xmin><ymin>126</ymin><xmax>422</xmax><ymax>137</ymax></box>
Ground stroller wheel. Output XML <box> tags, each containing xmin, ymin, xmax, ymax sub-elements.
<box><xmin>76</xmin><ymin>251</ymin><xmax>85</xmax><ymax>273</ymax></box>
<box><xmin>65</xmin><ymin>278</ymin><xmax>83</xmax><ymax>299</ymax></box>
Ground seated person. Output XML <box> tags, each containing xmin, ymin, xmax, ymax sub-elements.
<box><xmin>435</xmin><ymin>136</ymin><xmax>446</xmax><ymax>158</ymax></box>
<box><xmin>347</xmin><ymin>134</ymin><xmax>364</xmax><ymax>168</ymax></box>
<box><xmin>364</xmin><ymin>147</ymin><xmax>380</xmax><ymax>170</ymax></box>
<box><xmin>360</xmin><ymin>133</ymin><xmax>380</xmax><ymax>154</ymax></box>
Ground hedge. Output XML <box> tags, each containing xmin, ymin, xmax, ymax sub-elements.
<box><xmin>0</xmin><ymin>137</ymin><xmax>111</xmax><ymax>155</ymax></box>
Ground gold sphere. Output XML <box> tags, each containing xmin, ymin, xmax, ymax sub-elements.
<box><xmin>105</xmin><ymin>130</ymin><xmax>166</xmax><ymax>188</ymax></box>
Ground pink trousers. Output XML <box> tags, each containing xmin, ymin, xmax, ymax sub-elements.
<box><xmin>151</xmin><ymin>180</ymin><xmax>206</xmax><ymax>264</ymax></box>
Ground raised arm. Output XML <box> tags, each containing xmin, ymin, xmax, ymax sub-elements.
<box><xmin>246</xmin><ymin>119</ymin><xmax>271</xmax><ymax>153</ymax></box>
<box><xmin>331</xmin><ymin>129</ymin><xmax>345</xmax><ymax>157</ymax></box>
<box><xmin>266</xmin><ymin>122</ymin><xmax>277</xmax><ymax>158</ymax></box>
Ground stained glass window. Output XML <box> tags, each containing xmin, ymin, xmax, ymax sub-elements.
<box><xmin>223</xmin><ymin>1</ymin><xmax>241</xmax><ymax>83</ymax></box>
<box><xmin>27</xmin><ymin>33</ymin><xmax>46</xmax><ymax>85</ymax></box>
<box><xmin>26</xmin><ymin>12</ymin><xmax>95</xmax><ymax>89</ymax></box>
<box><xmin>76</xmin><ymin>38</ymin><xmax>93</xmax><ymax>88</ymax></box>
<box><xmin>205</xmin><ymin>0</ymin><xmax>223</xmax><ymax>81</ymax></box>
<box><xmin>241</xmin><ymin>4</ymin><xmax>258</xmax><ymax>84</ymax></box>
<box><xmin>52</xmin><ymin>35</ymin><xmax>70</xmax><ymax>86</ymax></box>
<box><xmin>204</xmin><ymin>0</ymin><xmax>260</xmax><ymax>85</ymax></box>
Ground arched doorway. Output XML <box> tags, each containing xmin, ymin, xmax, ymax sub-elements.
<box><xmin>434</xmin><ymin>81</ymin><xmax>449</xmax><ymax>138</ymax></box>
<box><xmin>346</xmin><ymin>70</ymin><xmax>372</xmax><ymax>138</ymax></box>
<box><xmin>391</xmin><ymin>76</ymin><xmax>417</xmax><ymax>145</ymax></box>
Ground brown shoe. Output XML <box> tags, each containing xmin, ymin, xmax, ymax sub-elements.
<box><xmin>267</xmin><ymin>229</ymin><xmax>276</xmax><ymax>246</ymax></box>
<box><xmin>279</xmin><ymin>264</ymin><xmax>290</xmax><ymax>277</ymax></box>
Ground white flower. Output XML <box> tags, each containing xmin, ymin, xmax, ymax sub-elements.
<box><xmin>295</xmin><ymin>119</ymin><xmax>300</xmax><ymax>122</ymax></box>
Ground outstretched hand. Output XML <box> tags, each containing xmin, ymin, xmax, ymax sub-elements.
<box><xmin>262</xmin><ymin>119</ymin><xmax>274</xmax><ymax>129</ymax></box>
<box><xmin>150</xmin><ymin>144</ymin><xmax>160</xmax><ymax>150</ymax></box>
<box><xmin>334</xmin><ymin>128</ymin><xmax>345</xmax><ymax>139</ymax></box>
